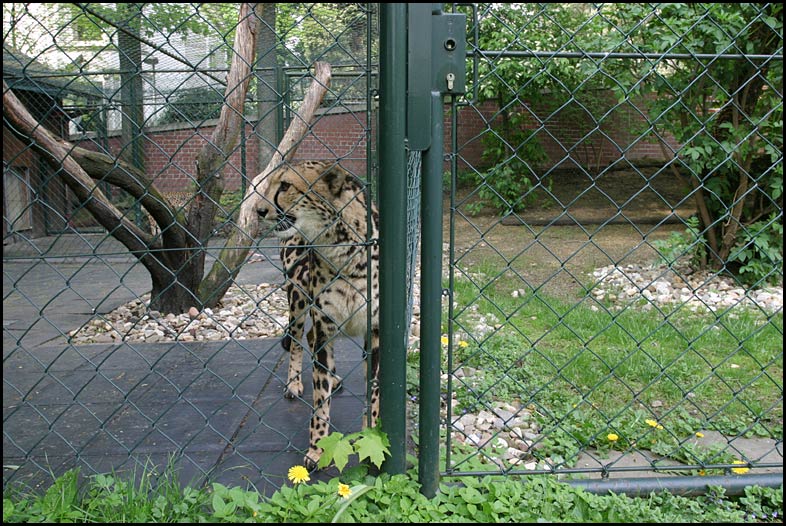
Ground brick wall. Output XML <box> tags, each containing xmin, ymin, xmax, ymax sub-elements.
<box><xmin>447</xmin><ymin>95</ymin><xmax>679</xmax><ymax>174</ymax></box>
<box><xmin>291</xmin><ymin>110</ymin><xmax>375</xmax><ymax>178</ymax></box>
<box><xmin>73</xmin><ymin>93</ymin><xmax>677</xmax><ymax>193</ymax></box>
<box><xmin>75</xmin><ymin>109</ymin><xmax>375</xmax><ymax>193</ymax></box>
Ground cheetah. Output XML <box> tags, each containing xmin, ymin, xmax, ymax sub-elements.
<box><xmin>278</xmin><ymin>240</ymin><xmax>344</xmax><ymax>400</ymax></box>
<box><xmin>257</xmin><ymin>160</ymin><xmax>380</xmax><ymax>470</ymax></box>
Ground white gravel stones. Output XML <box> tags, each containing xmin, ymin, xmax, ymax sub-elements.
<box><xmin>443</xmin><ymin>394</ymin><xmax>548</xmax><ymax>470</ymax></box>
<box><xmin>591</xmin><ymin>264</ymin><xmax>782</xmax><ymax>314</ymax></box>
<box><xmin>68</xmin><ymin>283</ymin><xmax>289</xmax><ymax>344</ymax></box>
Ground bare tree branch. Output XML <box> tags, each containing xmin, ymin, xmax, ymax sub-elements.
<box><xmin>199</xmin><ymin>61</ymin><xmax>332</xmax><ymax>306</ymax></box>
<box><xmin>4</xmin><ymin>80</ymin><xmax>153</xmax><ymax>252</ymax></box>
<box><xmin>182</xmin><ymin>2</ymin><xmax>261</xmax><ymax>296</ymax></box>
<box><xmin>70</xmin><ymin>146</ymin><xmax>187</xmax><ymax>248</ymax></box>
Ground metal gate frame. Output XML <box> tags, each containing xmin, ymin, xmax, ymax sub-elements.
<box><xmin>380</xmin><ymin>3</ymin><xmax>784</xmax><ymax>498</ymax></box>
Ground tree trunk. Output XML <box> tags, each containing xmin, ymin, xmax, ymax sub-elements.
<box><xmin>255</xmin><ymin>3</ymin><xmax>279</xmax><ymax>174</ymax></box>
<box><xmin>117</xmin><ymin>3</ymin><xmax>145</xmax><ymax>176</ymax></box>
<box><xmin>150</xmin><ymin>276</ymin><xmax>199</xmax><ymax>314</ymax></box>
<box><xmin>703</xmin><ymin>10</ymin><xmax>779</xmax><ymax>266</ymax></box>
<box><xmin>171</xmin><ymin>2</ymin><xmax>260</xmax><ymax>309</ymax></box>
<box><xmin>199</xmin><ymin>62</ymin><xmax>332</xmax><ymax>307</ymax></box>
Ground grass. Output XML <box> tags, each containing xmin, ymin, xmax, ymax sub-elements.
<box><xmin>430</xmin><ymin>256</ymin><xmax>783</xmax><ymax>472</ymax></box>
<box><xmin>2</xmin><ymin>462</ymin><xmax>206</xmax><ymax>523</ymax></box>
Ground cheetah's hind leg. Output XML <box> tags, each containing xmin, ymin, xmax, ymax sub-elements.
<box><xmin>282</xmin><ymin>310</ymin><xmax>342</xmax><ymax>399</ymax></box>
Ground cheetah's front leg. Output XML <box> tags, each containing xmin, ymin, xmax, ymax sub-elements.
<box><xmin>364</xmin><ymin>328</ymin><xmax>381</xmax><ymax>429</ymax></box>
<box><xmin>303</xmin><ymin>316</ymin><xmax>337</xmax><ymax>470</ymax></box>
<box><xmin>282</xmin><ymin>320</ymin><xmax>306</xmax><ymax>399</ymax></box>
<box><xmin>281</xmin><ymin>247</ymin><xmax>342</xmax><ymax>400</ymax></box>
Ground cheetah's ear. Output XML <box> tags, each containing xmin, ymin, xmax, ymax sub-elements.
<box><xmin>322</xmin><ymin>165</ymin><xmax>347</xmax><ymax>197</ymax></box>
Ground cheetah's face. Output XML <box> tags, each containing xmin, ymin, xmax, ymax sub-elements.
<box><xmin>257</xmin><ymin>162</ymin><xmax>348</xmax><ymax>241</ymax></box>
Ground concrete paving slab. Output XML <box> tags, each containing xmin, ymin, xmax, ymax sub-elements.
<box><xmin>574</xmin><ymin>430</ymin><xmax>784</xmax><ymax>478</ymax></box>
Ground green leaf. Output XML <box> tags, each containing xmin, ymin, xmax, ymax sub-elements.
<box><xmin>212</xmin><ymin>493</ymin><xmax>236</xmax><ymax>518</ymax></box>
<box><xmin>354</xmin><ymin>430</ymin><xmax>391</xmax><ymax>469</ymax></box>
<box><xmin>330</xmin><ymin>440</ymin><xmax>355</xmax><ymax>472</ymax></box>
<box><xmin>459</xmin><ymin>486</ymin><xmax>485</xmax><ymax>505</ymax></box>
<box><xmin>316</xmin><ymin>432</ymin><xmax>344</xmax><ymax>469</ymax></box>
<box><xmin>317</xmin><ymin>432</ymin><xmax>354</xmax><ymax>472</ymax></box>
<box><xmin>355</xmin><ymin>436</ymin><xmax>386</xmax><ymax>469</ymax></box>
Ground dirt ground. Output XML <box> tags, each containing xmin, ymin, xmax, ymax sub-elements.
<box><xmin>444</xmin><ymin>166</ymin><xmax>697</xmax><ymax>299</ymax></box>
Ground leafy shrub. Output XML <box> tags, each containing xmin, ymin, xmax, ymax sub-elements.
<box><xmin>728</xmin><ymin>214</ymin><xmax>784</xmax><ymax>286</ymax></box>
<box><xmin>652</xmin><ymin>216</ymin><xmax>707</xmax><ymax>267</ymax></box>
<box><xmin>158</xmin><ymin>87</ymin><xmax>224</xmax><ymax>125</ymax></box>
<box><xmin>474</xmin><ymin>120</ymin><xmax>549</xmax><ymax>215</ymax></box>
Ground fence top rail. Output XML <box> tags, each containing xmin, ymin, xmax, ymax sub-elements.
<box><xmin>471</xmin><ymin>49</ymin><xmax>784</xmax><ymax>61</ymax></box>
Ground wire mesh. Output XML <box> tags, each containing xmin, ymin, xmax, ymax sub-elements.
<box><xmin>2</xmin><ymin>2</ymin><xmax>782</xmax><ymax>496</ymax></box>
<box><xmin>4</xmin><ymin>2</ymin><xmax>378</xmax><ymax>493</ymax></box>
<box><xmin>406</xmin><ymin>149</ymin><xmax>422</xmax><ymax>342</ymax></box>
<box><xmin>439</xmin><ymin>3</ymin><xmax>782</xmax><ymax>483</ymax></box>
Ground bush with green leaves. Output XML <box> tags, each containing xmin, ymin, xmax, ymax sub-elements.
<box><xmin>652</xmin><ymin>216</ymin><xmax>707</xmax><ymax>267</ymax></box>
<box><xmin>157</xmin><ymin>87</ymin><xmax>225</xmax><ymax>125</ymax></box>
<box><xmin>3</xmin><ymin>460</ymin><xmax>782</xmax><ymax>523</ymax></box>
<box><xmin>475</xmin><ymin>123</ymin><xmax>549</xmax><ymax>215</ymax></box>
<box><xmin>609</xmin><ymin>3</ymin><xmax>783</xmax><ymax>282</ymax></box>
<box><xmin>465</xmin><ymin>3</ymin><xmax>783</xmax><ymax>280</ymax></box>
<box><xmin>728</xmin><ymin>213</ymin><xmax>784</xmax><ymax>285</ymax></box>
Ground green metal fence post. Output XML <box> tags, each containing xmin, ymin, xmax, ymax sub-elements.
<box><xmin>418</xmin><ymin>90</ymin><xmax>445</xmax><ymax>498</ymax></box>
<box><xmin>378</xmin><ymin>2</ymin><xmax>408</xmax><ymax>476</ymax></box>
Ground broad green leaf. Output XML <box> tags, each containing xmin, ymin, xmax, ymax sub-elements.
<box><xmin>354</xmin><ymin>429</ymin><xmax>391</xmax><ymax>469</ymax></box>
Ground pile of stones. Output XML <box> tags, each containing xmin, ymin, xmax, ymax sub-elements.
<box><xmin>68</xmin><ymin>283</ymin><xmax>289</xmax><ymax>344</ymax></box>
<box><xmin>590</xmin><ymin>264</ymin><xmax>782</xmax><ymax>314</ymax></box>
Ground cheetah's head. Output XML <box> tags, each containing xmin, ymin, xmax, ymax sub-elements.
<box><xmin>256</xmin><ymin>161</ymin><xmax>352</xmax><ymax>242</ymax></box>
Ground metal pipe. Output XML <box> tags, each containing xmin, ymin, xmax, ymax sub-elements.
<box><xmin>439</xmin><ymin>473</ymin><xmax>783</xmax><ymax>498</ymax></box>
<box><xmin>418</xmin><ymin>91</ymin><xmax>445</xmax><ymax>498</ymax></box>
<box><xmin>566</xmin><ymin>473</ymin><xmax>784</xmax><ymax>497</ymax></box>
<box><xmin>378</xmin><ymin>2</ymin><xmax>408</xmax><ymax>476</ymax></box>
<box><xmin>469</xmin><ymin>49</ymin><xmax>783</xmax><ymax>61</ymax></box>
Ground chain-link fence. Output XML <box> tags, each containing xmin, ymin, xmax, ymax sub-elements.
<box><xmin>3</xmin><ymin>2</ymin><xmax>783</xmax><ymax>497</ymax></box>
<box><xmin>4</xmin><ymin>2</ymin><xmax>379</xmax><ymax>493</ymax></box>
<box><xmin>435</xmin><ymin>3</ymin><xmax>782</xmax><ymax>486</ymax></box>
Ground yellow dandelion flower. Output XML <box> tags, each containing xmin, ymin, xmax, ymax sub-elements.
<box><xmin>338</xmin><ymin>483</ymin><xmax>352</xmax><ymax>499</ymax></box>
<box><xmin>287</xmin><ymin>465</ymin><xmax>310</xmax><ymax>484</ymax></box>
<box><xmin>731</xmin><ymin>460</ymin><xmax>749</xmax><ymax>475</ymax></box>
<box><xmin>441</xmin><ymin>336</ymin><xmax>449</xmax><ymax>346</ymax></box>
<box><xmin>656</xmin><ymin>424</ymin><xmax>664</xmax><ymax>430</ymax></box>
<box><xmin>695</xmin><ymin>432</ymin><xmax>704</xmax><ymax>438</ymax></box>
<box><xmin>607</xmin><ymin>433</ymin><xmax>619</xmax><ymax>442</ymax></box>
<box><xmin>458</xmin><ymin>340</ymin><xmax>469</xmax><ymax>349</ymax></box>
<box><xmin>645</xmin><ymin>419</ymin><xmax>660</xmax><ymax>428</ymax></box>
<box><xmin>698</xmin><ymin>469</ymin><xmax>706</xmax><ymax>476</ymax></box>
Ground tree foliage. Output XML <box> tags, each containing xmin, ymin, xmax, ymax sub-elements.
<box><xmin>468</xmin><ymin>4</ymin><xmax>627</xmax><ymax>212</ymax></box>
<box><xmin>276</xmin><ymin>3</ymin><xmax>374</xmax><ymax>67</ymax></box>
<box><xmin>467</xmin><ymin>3</ymin><xmax>782</xmax><ymax>282</ymax></box>
<box><xmin>611</xmin><ymin>3</ymin><xmax>783</xmax><ymax>282</ymax></box>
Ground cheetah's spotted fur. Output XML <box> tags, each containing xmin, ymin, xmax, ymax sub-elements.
<box><xmin>257</xmin><ymin>160</ymin><xmax>379</xmax><ymax>470</ymax></box>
